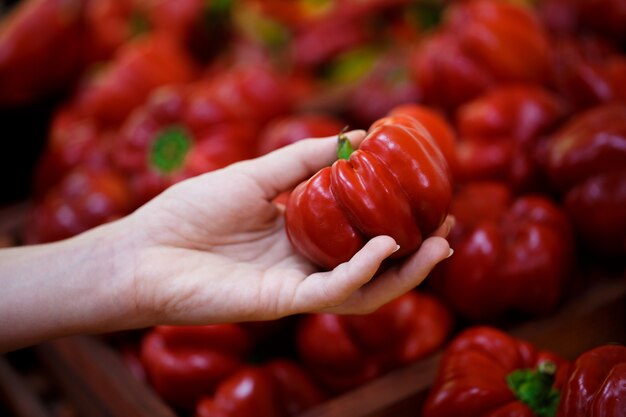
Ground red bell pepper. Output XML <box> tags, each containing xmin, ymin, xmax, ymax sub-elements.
<box><xmin>344</xmin><ymin>49</ymin><xmax>421</xmax><ymax>128</ymax></box>
<box><xmin>557</xmin><ymin>344</ymin><xmax>626</xmax><ymax>417</ymax></box>
<box><xmin>73</xmin><ymin>33</ymin><xmax>197</xmax><ymax>128</ymax></box>
<box><xmin>84</xmin><ymin>0</ymin><xmax>229</xmax><ymax>63</ymax></box>
<box><xmin>140</xmin><ymin>324</ymin><xmax>252</xmax><ymax>410</ymax></box>
<box><xmin>551</xmin><ymin>36</ymin><xmax>626</xmax><ymax>111</ymax></box>
<box><xmin>430</xmin><ymin>182</ymin><xmax>574</xmax><ymax>321</ymax></box>
<box><xmin>454</xmin><ymin>85</ymin><xmax>566</xmax><ymax>191</ymax></box>
<box><xmin>257</xmin><ymin>113</ymin><xmax>345</xmax><ymax>155</ymax></box>
<box><xmin>296</xmin><ymin>291</ymin><xmax>453</xmax><ymax>393</ymax></box>
<box><xmin>542</xmin><ymin>104</ymin><xmax>626</xmax><ymax>256</ymax></box>
<box><xmin>24</xmin><ymin>167</ymin><xmax>134</xmax><ymax>243</ymax></box>
<box><xmin>32</xmin><ymin>33</ymin><xmax>196</xmax><ymax>196</ymax></box>
<box><xmin>235</xmin><ymin>0</ymin><xmax>412</xmax><ymax>70</ymax></box>
<box><xmin>33</xmin><ymin>107</ymin><xmax>110</xmax><ymax>197</ymax></box>
<box><xmin>195</xmin><ymin>359</ymin><xmax>324</xmax><ymax>417</ymax></box>
<box><xmin>411</xmin><ymin>0</ymin><xmax>552</xmax><ymax>112</ymax></box>
<box><xmin>290</xmin><ymin>15</ymin><xmax>372</xmax><ymax>70</ymax></box>
<box><xmin>84</xmin><ymin>0</ymin><xmax>195</xmax><ymax>58</ymax></box>
<box><xmin>0</xmin><ymin>0</ymin><xmax>88</xmax><ymax>106</ymax></box>
<box><xmin>423</xmin><ymin>326</ymin><xmax>570</xmax><ymax>417</ymax></box>
<box><xmin>540</xmin><ymin>0</ymin><xmax>626</xmax><ymax>43</ymax></box>
<box><xmin>112</xmin><ymin>61</ymin><xmax>296</xmax><ymax>203</ymax></box>
<box><xmin>285</xmin><ymin>112</ymin><xmax>452</xmax><ymax>269</ymax></box>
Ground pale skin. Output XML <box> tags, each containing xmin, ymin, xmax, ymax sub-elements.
<box><xmin>0</xmin><ymin>130</ymin><xmax>453</xmax><ymax>353</ymax></box>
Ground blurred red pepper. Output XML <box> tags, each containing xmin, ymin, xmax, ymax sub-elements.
<box><xmin>85</xmin><ymin>0</ymin><xmax>192</xmax><ymax>58</ymax></box>
<box><xmin>24</xmin><ymin>167</ymin><xmax>134</xmax><ymax>243</ymax></box>
<box><xmin>0</xmin><ymin>0</ymin><xmax>88</xmax><ymax>106</ymax></box>
<box><xmin>285</xmin><ymin>113</ymin><xmax>452</xmax><ymax>269</ymax></box>
<box><xmin>290</xmin><ymin>15</ymin><xmax>372</xmax><ymax>70</ymax></box>
<box><xmin>576</xmin><ymin>0</ymin><xmax>626</xmax><ymax>42</ymax></box>
<box><xmin>344</xmin><ymin>49</ymin><xmax>421</xmax><ymax>128</ymax></box>
<box><xmin>33</xmin><ymin>108</ymin><xmax>110</xmax><ymax>197</ymax></box>
<box><xmin>542</xmin><ymin>104</ymin><xmax>626</xmax><ymax>256</ymax></box>
<box><xmin>84</xmin><ymin>0</ymin><xmax>229</xmax><ymax>63</ymax></box>
<box><xmin>551</xmin><ymin>36</ymin><xmax>626</xmax><ymax>111</ymax></box>
<box><xmin>430</xmin><ymin>182</ymin><xmax>574</xmax><ymax>321</ymax></box>
<box><xmin>538</xmin><ymin>0</ymin><xmax>579</xmax><ymax>36</ymax></box>
<box><xmin>234</xmin><ymin>0</ymin><xmax>418</xmax><ymax>71</ymax></box>
<box><xmin>74</xmin><ymin>33</ymin><xmax>197</xmax><ymax>128</ymax></box>
<box><xmin>239</xmin><ymin>0</ymin><xmax>414</xmax><ymax>28</ymax></box>
<box><xmin>256</xmin><ymin>112</ymin><xmax>344</xmax><ymax>206</ymax></box>
<box><xmin>557</xmin><ymin>344</ymin><xmax>626</xmax><ymax>417</ymax></box>
<box><xmin>411</xmin><ymin>0</ymin><xmax>552</xmax><ymax>112</ymax></box>
<box><xmin>257</xmin><ymin>113</ymin><xmax>345</xmax><ymax>155</ymax></box>
<box><xmin>296</xmin><ymin>291</ymin><xmax>453</xmax><ymax>393</ymax></box>
<box><xmin>540</xmin><ymin>0</ymin><xmax>626</xmax><ymax>43</ymax></box>
<box><xmin>141</xmin><ymin>324</ymin><xmax>252</xmax><ymax>410</ymax></box>
<box><xmin>454</xmin><ymin>85</ymin><xmax>566</xmax><ymax>192</ymax></box>
<box><xmin>423</xmin><ymin>326</ymin><xmax>570</xmax><ymax>417</ymax></box>
<box><xmin>112</xmin><ymin>71</ymin><xmax>282</xmax><ymax>203</ymax></box>
<box><xmin>32</xmin><ymin>33</ymin><xmax>196</xmax><ymax>196</ymax></box>
<box><xmin>195</xmin><ymin>359</ymin><xmax>324</xmax><ymax>417</ymax></box>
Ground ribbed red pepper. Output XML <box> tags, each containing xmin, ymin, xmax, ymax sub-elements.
<box><xmin>542</xmin><ymin>104</ymin><xmax>626</xmax><ymax>256</ymax></box>
<box><xmin>411</xmin><ymin>0</ymin><xmax>552</xmax><ymax>112</ymax></box>
<box><xmin>423</xmin><ymin>326</ymin><xmax>570</xmax><ymax>417</ymax></box>
<box><xmin>454</xmin><ymin>84</ymin><xmax>566</xmax><ymax>191</ymax></box>
<box><xmin>140</xmin><ymin>324</ymin><xmax>252</xmax><ymax>410</ymax></box>
<box><xmin>557</xmin><ymin>345</ymin><xmax>626</xmax><ymax>417</ymax></box>
<box><xmin>431</xmin><ymin>182</ymin><xmax>575</xmax><ymax>321</ymax></box>
<box><xmin>296</xmin><ymin>291</ymin><xmax>453</xmax><ymax>393</ymax></box>
<box><xmin>285</xmin><ymin>112</ymin><xmax>452</xmax><ymax>269</ymax></box>
<box><xmin>195</xmin><ymin>359</ymin><xmax>324</xmax><ymax>417</ymax></box>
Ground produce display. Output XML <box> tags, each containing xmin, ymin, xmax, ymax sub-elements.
<box><xmin>423</xmin><ymin>326</ymin><xmax>570</xmax><ymax>417</ymax></box>
<box><xmin>296</xmin><ymin>291</ymin><xmax>453</xmax><ymax>393</ymax></box>
<box><xmin>1</xmin><ymin>0</ymin><xmax>625</xmax><ymax>416</ymax></box>
<box><xmin>430</xmin><ymin>181</ymin><xmax>575</xmax><ymax>321</ymax></box>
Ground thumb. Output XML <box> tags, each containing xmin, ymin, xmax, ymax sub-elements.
<box><xmin>231</xmin><ymin>130</ymin><xmax>367</xmax><ymax>199</ymax></box>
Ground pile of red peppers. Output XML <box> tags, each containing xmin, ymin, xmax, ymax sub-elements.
<box><xmin>1</xmin><ymin>0</ymin><xmax>625</xmax><ymax>415</ymax></box>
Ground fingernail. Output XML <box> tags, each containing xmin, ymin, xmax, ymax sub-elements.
<box><xmin>393</xmin><ymin>245</ymin><xmax>401</xmax><ymax>253</ymax></box>
<box><xmin>446</xmin><ymin>248</ymin><xmax>454</xmax><ymax>258</ymax></box>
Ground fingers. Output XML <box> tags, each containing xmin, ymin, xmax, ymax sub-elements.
<box><xmin>292</xmin><ymin>235</ymin><xmax>398</xmax><ymax>312</ymax></box>
<box><xmin>322</xmin><ymin>235</ymin><xmax>451</xmax><ymax>315</ymax></box>
<box><xmin>359</xmin><ymin>236</ymin><xmax>451</xmax><ymax>308</ymax></box>
<box><xmin>232</xmin><ymin>130</ymin><xmax>367</xmax><ymax>200</ymax></box>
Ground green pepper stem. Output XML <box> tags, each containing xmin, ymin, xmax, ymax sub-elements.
<box><xmin>506</xmin><ymin>361</ymin><xmax>560</xmax><ymax>417</ymax></box>
<box><xmin>337</xmin><ymin>126</ymin><xmax>354</xmax><ymax>160</ymax></box>
<box><xmin>150</xmin><ymin>126</ymin><xmax>192</xmax><ymax>174</ymax></box>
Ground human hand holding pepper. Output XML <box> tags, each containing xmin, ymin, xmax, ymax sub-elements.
<box><xmin>124</xmin><ymin>130</ymin><xmax>454</xmax><ymax>325</ymax></box>
<box><xmin>0</xmin><ymin>130</ymin><xmax>453</xmax><ymax>353</ymax></box>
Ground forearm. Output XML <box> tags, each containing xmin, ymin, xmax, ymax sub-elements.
<box><xmin>0</xmin><ymin>218</ymin><xmax>140</xmax><ymax>353</ymax></box>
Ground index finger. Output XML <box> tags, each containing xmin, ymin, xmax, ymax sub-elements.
<box><xmin>231</xmin><ymin>130</ymin><xmax>367</xmax><ymax>200</ymax></box>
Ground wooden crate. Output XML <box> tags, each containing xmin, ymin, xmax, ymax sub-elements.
<box><xmin>1</xmin><ymin>202</ymin><xmax>625</xmax><ymax>417</ymax></box>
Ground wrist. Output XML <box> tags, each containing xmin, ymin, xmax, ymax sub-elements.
<box><xmin>67</xmin><ymin>215</ymin><xmax>148</xmax><ymax>333</ymax></box>
<box><xmin>0</xmin><ymin>216</ymin><xmax>145</xmax><ymax>352</ymax></box>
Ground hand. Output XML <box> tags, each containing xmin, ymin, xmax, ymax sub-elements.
<box><xmin>0</xmin><ymin>131</ymin><xmax>453</xmax><ymax>353</ymax></box>
<box><xmin>124</xmin><ymin>130</ymin><xmax>453</xmax><ymax>326</ymax></box>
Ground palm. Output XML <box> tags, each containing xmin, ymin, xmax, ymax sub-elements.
<box><xmin>145</xmin><ymin>170</ymin><xmax>308</xmax><ymax>265</ymax></box>
<box><xmin>131</xmin><ymin>169</ymin><xmax>321</xmax><ymax>322</ymax></box>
